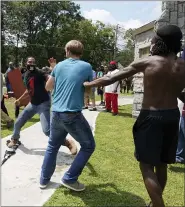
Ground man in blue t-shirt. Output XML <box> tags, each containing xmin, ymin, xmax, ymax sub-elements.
<box><xmin>40</xmin><ymin>40</ymin><xmax>96</xmax><ymax>191</ymax></box>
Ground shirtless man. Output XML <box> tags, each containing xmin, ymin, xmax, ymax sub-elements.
<box><xmin>84</xmin><ymin>25</ymin><xmax>185</xmax><ymax>207</ymax></box>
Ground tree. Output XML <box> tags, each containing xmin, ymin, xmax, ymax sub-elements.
<box><xmin>116</xmin><ymin>28</ymin><xmax>135</xmax><ymax>67</ymax></box>
<box><xmin>2</xmin><ymin>1</ymin><xmax>115</xmax><ymax>70</ymax></box>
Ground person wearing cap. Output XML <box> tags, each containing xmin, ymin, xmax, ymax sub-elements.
<box><xmin>84</xmin><ymin>25</ymin><xmax>185</xmax><ymax>207</ymax></box>
<box><xmin>104</xmin><ymin>61</ymin><xmax>120</xmax><ymax>115</ymax></box>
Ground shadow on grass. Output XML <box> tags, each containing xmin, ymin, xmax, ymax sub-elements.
<box><xmin>86</xmin><ymin>162</ymin><xmax>98</xmax><ymax>177</ymax></box>
<box><xmin>169</xmin><ymin>165</ymin><xmax>185</xmax><ymax>173</ymax></box>
<box><xmin>62</xmin><ymin>183</ymin><xmax>146</xmax><ymax>207</ymax></box>
<box><xmin>117</xmin><ymin>112</ymin><xmax>132</xmax><ymax>118</ymax></box>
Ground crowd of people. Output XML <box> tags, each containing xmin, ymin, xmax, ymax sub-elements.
<box><xmin>1</xmin><ymin>24</ymin><xmax>185</xmax><ymax>207</ymax></box>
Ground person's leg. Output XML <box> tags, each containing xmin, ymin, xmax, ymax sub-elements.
<box><xmin>155</xmin><ymin>164</ymin><xmax>167</xmax><ymax>192</ymax></box>
<box><xmin>38</xmin><ymin>101</ymin><xmax>77</xmax><ymax>155</ymax></box>
<box><xmin>40</xmin><ymin>111</ymin><xmax>68</xmax><ymax>187</ymax></box>
<box><xmin>105</xmin><ymin>93</ymin><xmax>111</xmax><ymax>112</ymax></box>
<box><xmin>8</xmin><ymin>103</ymin><xmax>36</xmax><ymax>147</ymax></box>
<box><xmin>61</xmin><ymin>112</ymin><xmax>95</xmax><ymax>190</ymax></box>
<box><xmin>176</xmin><ymin>117</ymin><xmax>185</xmax><ymax>163</ymax></box>
<box><xmin>89</xmin><ymin>89</ymin><xmax>96</xmax><ymax>111</ymax></box>
<box><xmin>83</xmin><ymin>94</ymin><xmax>89</xmax><ymax>109</ymax></box>
<box><xmin>133</xmin><ymin>110</ymin><xmax>165</xmax><ymax>207</ymax></box>
<box><xmin>1</xmin><ymin>110</ymin><xmax>14</xmax><ymax>128</ymax></box>
<box><xmin>15</xmin><ymin>106</ymin><xmax>20</xmax><ymax>118</ymax></box>
<box><xmin>124</xmin><ymin>86</ymin><xmax>126</xmax><ymax>93</ymax></box>
<box><xmin>1</xmin><ymin>96</ymin><xmax>9</xmax><ymax>115</ymax></box>
<box><xmin>37</xmin><ymin>101</ymin><xmax>51</xmax><ymax>137</ymax></box>
<box><xmin>140</xmin><ymin>162</ymin><xmax>165</xmax><ymax>207</ymax></box>
<box><xmin>111</xmin><ymin>93</ymin><xmax>118</xmax><ymax>115</ymax></box>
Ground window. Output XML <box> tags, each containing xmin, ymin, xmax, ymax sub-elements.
<box><xmin>139</xmin><ymin>47</ymin><xmax>150</xmax><ymax>58</ymax></box>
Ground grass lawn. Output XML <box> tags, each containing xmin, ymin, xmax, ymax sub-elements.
<box><xmin>45</xmin><ymin>105</ymin><xmax>184</xmax><ymax>207</ymax></box>
<box><xmin>1</xmin><ymin>98</ymin><xmax>40</xmax><ymax>138</ymax></box>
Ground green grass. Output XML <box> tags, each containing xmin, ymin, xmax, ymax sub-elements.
<box><xmin>1</xmin><ymin>98</ymin><xmax>39</xmax><ymax>138</ymax></box>
<box><xmin>44</xmin><ymin>105</ymin><xmax>184</xmax><ymax>207</ymax></box>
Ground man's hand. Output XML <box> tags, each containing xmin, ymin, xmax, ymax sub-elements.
<box><xmin>112</xmin><ymin>89</ymin><xmax>117</xmax><ymax>93</ymax></box>
<box><xmin>48</xmin><ymin>57</ymin><xmax>56</xmax><ymax>70</ymax></box>
<box><xmin>83</xmin><ymin>82</ymin><xmax>91</xmax><ymax>87</ymax></box>
<box><xmin>14</xmin><ymin>99</ymin><xmax>20</xmax><ymax>106</ymax></box>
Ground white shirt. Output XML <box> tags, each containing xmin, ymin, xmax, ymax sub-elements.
<box><xmin>104</xmin><ymin>69</ymin><xmax>120</xmax><ymax>94</ymax></box>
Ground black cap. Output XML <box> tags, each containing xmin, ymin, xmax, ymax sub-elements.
<box><xmin>156</xmin><ymin>25</ymin><xmax>182</xmax><ymax>44</ymax></box>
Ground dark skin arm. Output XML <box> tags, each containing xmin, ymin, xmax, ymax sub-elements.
<box><xmin>84</xmin><ymin>58</ymin><xmax>149</xmax><ymax>88</ymax></box>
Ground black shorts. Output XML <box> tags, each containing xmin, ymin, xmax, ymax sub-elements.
<box><xmin>133</xmin><ymin>108</ymin><xmax>180</xmax><ymax>165</ymax></box>
<box><xmin>97</xmin><ymin>87</ymin><xmax>103</xmax><ymax>95</ymax></box>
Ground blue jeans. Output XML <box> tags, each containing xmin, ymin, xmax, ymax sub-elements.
<box><xmin>12</xmin><ymin>100</ymin><xmax>51</xmax><ymax>140</ymax></box>
<box><xmin>40</xmin><ymin>111</ymin><xmax>95</xmax><ymax>185</ymax></box>
<box><xmin>176</xmin><ymin>116</ymin><xmax>185</xmax><ymax>163</ymax></box>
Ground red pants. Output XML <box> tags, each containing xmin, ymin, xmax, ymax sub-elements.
<box><xmin>105</xmin><ymin>93</ymin><xmax>118</xmax><ymax>113</ymax></box>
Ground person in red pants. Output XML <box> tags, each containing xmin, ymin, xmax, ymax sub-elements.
<box><xmin>104</xmin><ymin>61</ymin><xmax>120</xmax><ymax>116</ymax></box>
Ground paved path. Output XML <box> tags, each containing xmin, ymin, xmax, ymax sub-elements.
<box><xmin>1</xmin><ymin>97</ymin><xmax>133</xmax><ymax>206</ymax></box>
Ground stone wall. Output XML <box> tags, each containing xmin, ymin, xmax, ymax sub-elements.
<box><xmin>155</xmin><ymin>1</ymin><xmax>185</xmax><ymax>41</ymax></box>
<box><xmin>132</xmin><ymin>1</ymin><xmax>185</xmax><ymax>118</ymax></box>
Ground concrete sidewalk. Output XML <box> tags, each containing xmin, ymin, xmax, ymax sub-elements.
<box><xmin>1</xmin><ymin>97</ymin><xmax>133</xmax><ymax>206</ymax></box>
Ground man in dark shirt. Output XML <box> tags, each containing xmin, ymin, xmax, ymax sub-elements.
<box><xmin>7</xmin><ymin>57</ymin><xmax>77</xmax><ymax>155</ymax></box>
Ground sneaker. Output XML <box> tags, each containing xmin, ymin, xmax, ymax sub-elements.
<box><xmin>112</xmin><ymin>113</ymin><xmax>118</xmax><ymax>116</ymax></box>
<box><xmin>89</xmin><ymin>107</ymin><xmax>97</xmax><ymax>111</ymax></box>
<box><xmin>39</xmin><ymin>183</ymin><xmax>49</xmax><ymax>189</ymax></box>
<box><xmin>7</xmin><ymin>139</ymin><xmax>20</xmax><ymax>148</ymax></box>
<box><xmin>65</xmin><ymin>139</ymin><xmax>77</xmax><ymax>155</ymax></box>
<box><xmin>61</xmin><ymin>180</ymin><xmax>85</xmax><ymax>192</ymax></box>
<box><xmin>82</xmin><ymin>106</ymin><xmax>88</xmax><ymax>109</ymax></box>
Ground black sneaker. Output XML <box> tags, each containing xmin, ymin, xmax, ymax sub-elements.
<box><xmin>89</xmin><ymin>107</ymin><xmax>97</xmax><ymax>111</ymax></box>
<box><xmin>82</xmin><ymin>106</ymin><xmax>88</xmax><ymax>109</ymax></box>
<box><xmin>61</xmin><ymin>180</ymin><xmax>85</xmax><ymax>192</ymax></box>
<box><xmin>106</xmin><ymin>109</ymin><xmax>111</xmax><ymax>113</ymax></box>
<box><xmin>99</xmin><ymin>102</ymin><xmax>104</xmax><ymax>106</ymax></box>
<box><xmin>112</xmin><ymin>113</ymin><xmax>118</xmax><ymax>116</ymax></box>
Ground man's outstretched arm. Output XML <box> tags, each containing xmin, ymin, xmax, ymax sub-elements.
<box><xmin>84</xmin><ymin>58</ymin><xmax>149</xmax><ymax>88</ymax></box>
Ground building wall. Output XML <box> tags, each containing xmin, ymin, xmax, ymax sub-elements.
<box><xmin>132</xmin><ymin>1</ymin><xmax>185</xmax><ymax>118</ymax></box>
<box><xmin>132</xmin><ymin>28</ymin><xmax>155</xmax><ymax>117</ymax></box>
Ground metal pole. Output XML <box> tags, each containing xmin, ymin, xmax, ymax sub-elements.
<box><xmin>113</xmin><ymin>24</ymin><xmax>119</xmax><ymax>60</ymax></box>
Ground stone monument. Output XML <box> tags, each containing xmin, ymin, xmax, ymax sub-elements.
<box><xmin>132</xmin><ymin>1</ymin><xmax>185</xmax><ymax>118</ymax></box>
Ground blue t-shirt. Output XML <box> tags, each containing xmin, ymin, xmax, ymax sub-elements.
<box><xmin>51</xmin><ymin>58</ymin><xmax>93</xmax><ymax>112</ymax></box>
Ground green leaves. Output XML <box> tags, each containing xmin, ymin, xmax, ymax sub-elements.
<box><xmin>2</xmin><ymin>1</ymin><xmax>115</xmax><ymax>70</ymax></box>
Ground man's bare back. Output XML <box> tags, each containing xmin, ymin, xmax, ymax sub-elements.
<box><xmin>142</xmin><ymin>55</ymin><xmax>185</xmax><ymax>110</ymax></box>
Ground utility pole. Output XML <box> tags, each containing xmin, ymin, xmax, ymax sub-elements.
<box><xmin>113</xmin><ymin>24</ymin><xmax>119</xmax><ymax>60</ymax></box>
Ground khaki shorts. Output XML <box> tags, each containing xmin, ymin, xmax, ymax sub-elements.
<box><xmin>85</xmin><ymin>89</ymin><xmax>95</xmax><ymax>100</ymax></box>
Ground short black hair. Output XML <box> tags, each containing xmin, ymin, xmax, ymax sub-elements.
<box><xmin>151</xmin><ymin>25</ymin><xmax>182</xmax><ymax>56</ymax></box>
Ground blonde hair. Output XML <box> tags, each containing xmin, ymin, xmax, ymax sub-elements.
<box><xmin>65</xmin><ymin>40</ymin><xmax>84</xmax><ymax>56</ymax></box>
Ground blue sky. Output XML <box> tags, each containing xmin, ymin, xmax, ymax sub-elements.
<box><xmin>76</xmin><ymin>1</ymin><xmax>162</xmax><ymax>29</ymax></box>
